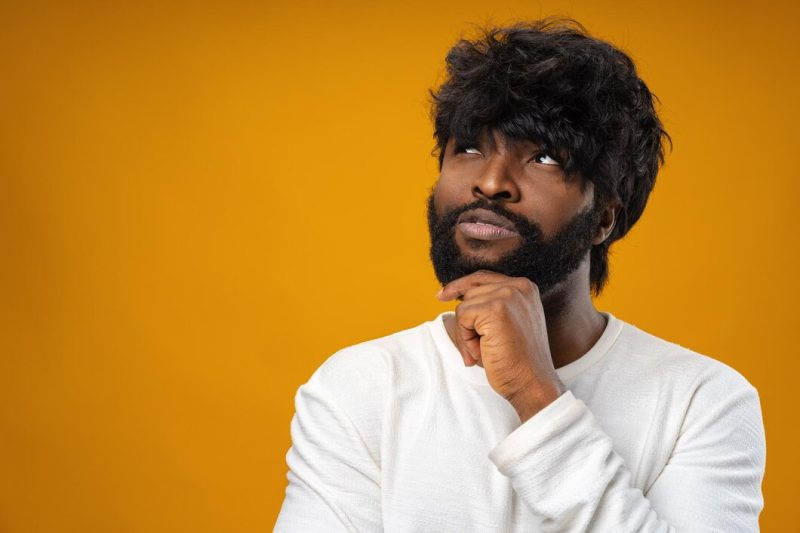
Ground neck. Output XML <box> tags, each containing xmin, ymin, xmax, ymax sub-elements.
<box><xmin>540</xmin><ymin>258</ymin><xmax>607</xmax><ymax>368</ymax></box>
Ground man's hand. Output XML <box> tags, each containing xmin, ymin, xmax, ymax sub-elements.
<box><xmin>437</xmin><ymin>270</ymin><xmax>566</xmax><ymax>422</ymax></box>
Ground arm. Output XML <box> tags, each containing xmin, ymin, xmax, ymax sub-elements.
<box><xmin>437</xmin><ymin>271</ymin><xmax>765</xmax><ymax>531</ymax></box>
<box><xmin>275</xmin><ymin>349</ymin><xmax>385</xmax><ymax>533</ymax></box>
<box><xmin>489</xmin><ymin>374</ymin><xmax>766</xmax><ymax>532</ymax></box>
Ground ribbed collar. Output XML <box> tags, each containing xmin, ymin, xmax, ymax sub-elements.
<box><xmin>429</xmin><ymin>310</ymin><xmax>624</xmax><ymax>387</ymax></box>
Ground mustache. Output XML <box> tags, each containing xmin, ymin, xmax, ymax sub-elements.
<box><xmin>430</xmin><ymin>196</ymin><xmax>543</xmax><ymax>239</ymax></box>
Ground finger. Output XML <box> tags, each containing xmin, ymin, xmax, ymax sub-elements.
<box><xmin>453</xmin><ymin>301</ymin><xmax>489</xmax><ymax>365</ymax></box>
<box><xmin>453</xmin><ymin>331</ymin><xmax>477</xmax><ymax>367</ymax></box>
<box><xmin>436</xmin><ymin>270</ymin><xmax>512</xmax><ymax>301</ymax></box>
<box><xmin>452</xmin><ymin>281</ymin><xmax>517</xmax><ymax>305</ymax></box>
<box><xmin>445</xmin><ymin>276</ymin><xmax>540</xmax><ymax>306</ymax></box>
<box><xmin>450</xmin><ymin>311</ymin><xmax>480</xmax><ymax>365</ymax></box>
<box><xmin>457</xmin><ymin>320</ymin><xmax>482</xmax><ymax>365</ymax></box>
<box><xmin>437</xmin><ymin>270</ymin><xmax>508</xmax><ymax>301</ymax></box>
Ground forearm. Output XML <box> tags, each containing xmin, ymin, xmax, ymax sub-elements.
<box><xmin>489</xmin><ymin>390</ymin><xmax>763</xmax><ymax>532</ymax></box>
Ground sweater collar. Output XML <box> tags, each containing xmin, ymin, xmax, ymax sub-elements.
<box><xmin>429</xmin><ymin>310</ymin><xmax>624</xmax><ymax>386</ymax></box>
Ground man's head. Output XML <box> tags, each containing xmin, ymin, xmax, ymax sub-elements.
<box><xmin>427</xmin><ymin>18</ymin><xmax>669</xmax><ymax>296</ymax></box>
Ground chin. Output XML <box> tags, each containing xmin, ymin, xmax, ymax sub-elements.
<box><xmin>455</xmin><ymin>236</ymin><xmax>521</xmax><ymax>259</ymax></box>
<box><xmin>456</xmin><ymin>252</ymin><xmax>515</xmax><ymax>273</ymax></box>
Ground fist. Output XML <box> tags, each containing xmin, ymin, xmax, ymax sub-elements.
<box><xmin>437</xmin><ymin>270</ymin><xmax>565</xmax><ymax>421</ymax></box>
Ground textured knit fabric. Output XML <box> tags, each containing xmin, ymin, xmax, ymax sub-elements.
<box><xmin>275</xmin><ymin>312</ymin><xmax>766</xmax><ymax>532</ymax></box>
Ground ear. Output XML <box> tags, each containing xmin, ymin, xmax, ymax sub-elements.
<box><xmin>592</xmin><ymin>198</ymin><xmax>621</xmax><ymax>245</ymax></box>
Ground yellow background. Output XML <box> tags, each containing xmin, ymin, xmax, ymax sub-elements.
<box><xmin>1</xmin><ymin>0</ymin><xmax>797</xmax><ymax>531</ymax></box>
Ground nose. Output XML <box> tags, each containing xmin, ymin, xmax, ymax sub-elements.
<box><xmin>472</xmin><ymin>153</ymin><xmax>521</xmax><ymax>203</ymax></box>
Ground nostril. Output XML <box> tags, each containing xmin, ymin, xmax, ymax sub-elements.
<box><xmin>474</xmin><ymin>186</ymin><xmax>511</xmax><ymax>200</ymax></box>
<box><xmin>472</xmin><ymin>186</ymin><xmax>511</xmax><ymax>200</ymax></box>
<box><xmin>491</xmin><ymin>191</ymin><xmax>512</xmax><ymax>200</ymax></box>
<box><xmin>472</xmin><ymin>185</ymin><xmax>514</xmax><ymax>200</ymax></box>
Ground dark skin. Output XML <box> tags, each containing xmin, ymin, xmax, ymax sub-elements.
<box><xmin>433</xmin><ymin>130</ymin><xmax>620</xmax><ymax>423</ymax></box>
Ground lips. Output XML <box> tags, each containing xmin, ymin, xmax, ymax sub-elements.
<box><xmin>456</xmin><ymin>208</ymin><xmax>519</xmax><ymax>241</ymax></box>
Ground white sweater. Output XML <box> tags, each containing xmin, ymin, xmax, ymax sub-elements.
<box><xmin>275</xmin><ymin>312</ymin><xmax>765</xmax><ymax>532</ymax></box>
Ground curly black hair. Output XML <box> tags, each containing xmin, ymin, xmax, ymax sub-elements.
<box><xmin>430</xmin><ymin>18</ymin><xmax>670</xmax><ymax>295</ymax></box>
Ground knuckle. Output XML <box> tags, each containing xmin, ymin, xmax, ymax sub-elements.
<box><xmin>497</xmin><ymin>286</ymin><xmax>516</xmax><ymax>299</ymax></box>
<box><xmin>455</xmin><ymin>302</ymin><xmax>474</xmax><ymax>320</ymax></box>
<box><xmin>489</xmin><ymin>299</ymin><xmax>506</xmax><ymax>313</ymax></box>
<box><xmin>519</xmin><ymin>278</ymin><xmax>539</xmax><ymax>296</ymax></box>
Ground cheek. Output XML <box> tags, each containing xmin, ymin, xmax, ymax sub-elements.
<box><xmin>520</xmin><ymin>182</ymin><xmax>591</xmax><ymax>235</ymax></box>
<box><xmin>432</xmin><ymin>173</ymin><xmax>468</xmax><ymax>213</ymax></box>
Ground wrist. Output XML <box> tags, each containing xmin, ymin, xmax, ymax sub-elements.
<box><xmin>507</xmin><ymin>375</ymin><xmax>566</xmax><ymax>423</ymax></box>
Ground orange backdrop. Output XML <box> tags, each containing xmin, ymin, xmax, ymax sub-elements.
<box><xmin>1</xmin><ymin>0</ymin><xmax>797</xmax><ymax>531</ymax></box>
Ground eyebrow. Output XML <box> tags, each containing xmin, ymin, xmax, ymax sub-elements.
<box><xmin>470</xmin><ymin>135</ymin><xmax>546</xmax><ymax>154</ymax></box>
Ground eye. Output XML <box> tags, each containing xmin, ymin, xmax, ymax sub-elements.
<box><xmin>455</xmin><ymin>145</ymin><xmax>482</xmax><ymax>155</ymax></box>
<box><xmin>531</xmin><ymin>152</ymin><xmax>560</xmax><ymax>166</ymax></box>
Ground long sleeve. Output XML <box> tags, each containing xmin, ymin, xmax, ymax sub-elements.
<box><xmin>488</xmin><ymin>371</ymin><xmax>766</xmax><ymax>532</ymax></box>
<box><xmin>275</xmin><ymin>347</ymin><xmax>386</xmax><ymax>533</ymax></box>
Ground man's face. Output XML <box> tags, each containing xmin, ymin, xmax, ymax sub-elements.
<box><xmin>428</xmin><ymin>130</ymin><xmax>603</xmax><ymax>295</ymax></box>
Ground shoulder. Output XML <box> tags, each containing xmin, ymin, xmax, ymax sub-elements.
<box><xmin>310</xmin><ymin>319</ymin><xmax>434</xmax><ymax>386</ymax></box>
<box><xmin>604</xmin><ymin>316</ymin><xmax>764</xmax><ymax>460</ymax></box>
<box><xmin>618</xmin><ymin>319</ymin><xmax>765</xmax><ymax>475</ymax></box>
<box><xmin>611</xmin><ymin>316</ymin><xmax>757</xmax><ymax>396</ymax></box>
<box><xmin>610</xmin><ymin>317</ymin><xmax>763</xmax><ymax>445</ymax></box>
<box><xmin>300</xmin><ymin>318</ymin><xmax>440</xmax><ymax>417</ymax></box>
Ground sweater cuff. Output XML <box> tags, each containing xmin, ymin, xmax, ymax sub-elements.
<box><xmin>488</xmin><ymin>390</ymin><xmax>618</xmax><ymax>521</ymax></box>
<box><xmin>488</xmin><ymin>390</ymin><xmax>589</xmax><ymax>475</ymax></box>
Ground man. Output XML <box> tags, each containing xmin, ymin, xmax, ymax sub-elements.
<box><xmin>275</xmin><ymin>19</ymin><xmax>765</xmax><ymax>532</ymax></box>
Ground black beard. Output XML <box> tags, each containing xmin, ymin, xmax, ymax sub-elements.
<box><xmin>426</xmin><ymin>193</ymin><xmax>603</xmax><ymax>295</ymax></box>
